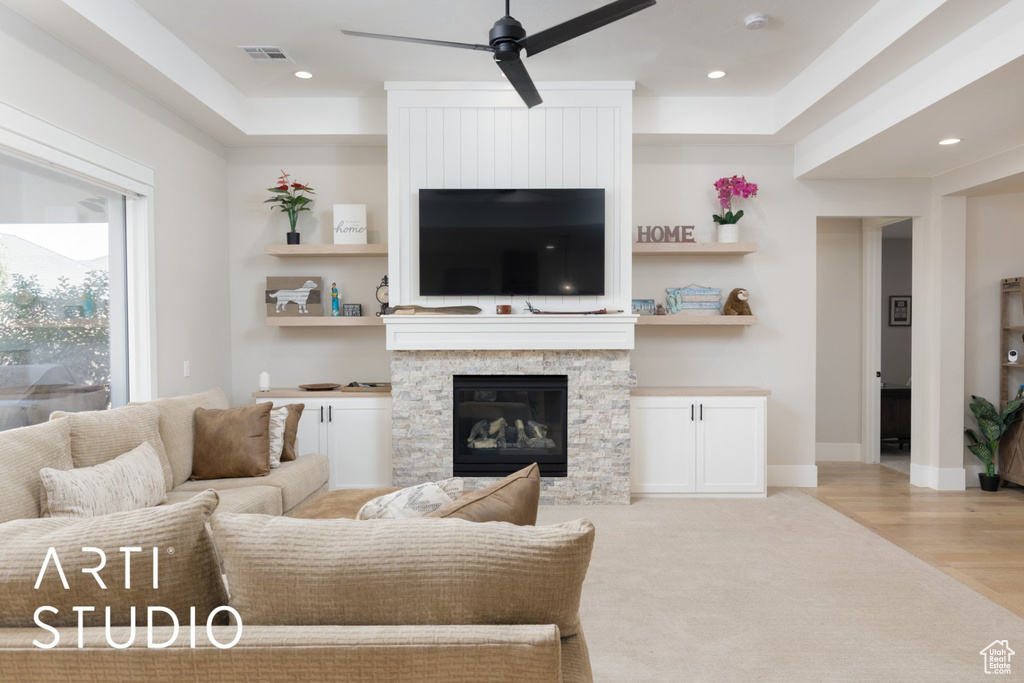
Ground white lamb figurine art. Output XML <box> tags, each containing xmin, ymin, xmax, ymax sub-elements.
<box><xmin>269</xmin><ymin>280</ymin><xmax>319</xmax><ymax>313</ymax></box>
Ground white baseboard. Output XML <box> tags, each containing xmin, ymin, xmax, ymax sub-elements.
<box><xmin>815</xmin><ymin>443</ymin><xmax>862</xmax><ymax>462</ymax></box>
<box><xmin>910</xmin><ymin>463</ymin><xmax>966</xmax><ymax>491</ymax></box>
<box><xmin>768</xmin><ymin>465</ymin><xmax>818</xmax><ymax>487</ymax></box>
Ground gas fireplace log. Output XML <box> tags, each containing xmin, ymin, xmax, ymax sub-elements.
<box><xmin>466</xmin><ymin>420</ymin><xmax>489</xmax><ymax>444</ymax></box>
<box><xmin>488</xmin><ymin>417</ymin><xmax>507</xmax><ymax>435</ymax></box>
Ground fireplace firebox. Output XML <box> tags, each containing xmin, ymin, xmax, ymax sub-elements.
<box><xmin>453</xmin><ymin>375</ymin><xmax>568</xmax><ymax>478</ymax></box>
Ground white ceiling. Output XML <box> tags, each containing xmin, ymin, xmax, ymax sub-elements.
<box><xmin>132</xmin><ymin>0</ymin><xmax>877</xmax><ymax>98</ymax></box>
<box><xmin>4</xmin><ymin>0</ymin><xmax>1024</xmax><ymax>187</ymax></box>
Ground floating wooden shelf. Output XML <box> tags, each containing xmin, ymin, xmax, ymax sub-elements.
<box><xmin>265</xmin><ymin>244</ymin><xmax>388</xmax><ymax>257</ymax></box>
<box><xmin>636</xmin><ymin>315</ymin><xmax>757</xmax><ymax>326</ymax></box>
<box><xmin>1002</xmin><ymin>363</ymin><xmax>1024</xmax><ymax>368</ymax></box>
<box><xmin>632</xmin><ymin>242</ymin><xmax>757</xmax><ymax>255</ymax></box>
<box><xmin>267</xmin><ymin>317</ymin><xmax>383</xmax><ymax>327</ymax></box>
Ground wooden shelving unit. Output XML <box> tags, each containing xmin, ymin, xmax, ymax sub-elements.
<box><xmin>267</xmin><ymin>317</ymin><xmax>383</xmax><ymax>327</ymax></box>
<box><xmin>635</xmin><ymin>315</ymin><xmax>757</xmax><ymax>326</ymax></box>
<box><xmin>265</xmin><ymin>244</ymin><xmax>387</xmax><ymax>257</ymax></box>
<box><xmin>999</xmin><ymin>277</ymin><xmax>1024</xmax><ymax>487</ymax></box>
<box><xmin>632</xmin><ymin>242</ymin><xmax>757</xmax><ymax>255</ymax></box>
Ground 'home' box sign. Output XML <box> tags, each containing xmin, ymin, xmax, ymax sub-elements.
<box><xmin>636</xmin><ymin>225</ymin><xmax>695</xmax><ymax>243</ymax></box>
<box><xmin>333</xmin><ymin>204</ymin><xmax>367</xmax><ymax>245</ymax></box>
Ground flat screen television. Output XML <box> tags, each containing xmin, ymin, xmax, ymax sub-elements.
<box><xmin>418</xmin><ymin>188</ymin><xmax>605</xmax><ymax>296</ymax></box>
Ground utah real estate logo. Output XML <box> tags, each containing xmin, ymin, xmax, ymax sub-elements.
<box><xmin>980</xmin><ymin>640</ymin><xmax>1014</xmax><ymax>675</ymax></box>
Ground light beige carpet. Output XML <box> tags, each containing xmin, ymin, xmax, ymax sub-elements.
<box><xmin>538</xmin><ymin>489</ymin><xmax>1022</xmax><ymax>682</ymax></box>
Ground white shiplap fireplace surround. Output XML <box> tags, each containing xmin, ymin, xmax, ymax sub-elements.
<box><xmin>385</xmin><ymin>83</ymin><xmax>635</xmax><ymax>504</ymax></box>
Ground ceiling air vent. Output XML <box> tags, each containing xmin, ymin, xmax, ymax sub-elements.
<box><xmin>239</xmin><ymin>46</ymin><xmax>293</xmax><ymax>63</ymax></box>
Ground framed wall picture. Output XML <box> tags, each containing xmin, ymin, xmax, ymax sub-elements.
<box><xmin>889</xmin><ymin>295</ymin><xmax>911</xmax><ymax>326</ymax></box>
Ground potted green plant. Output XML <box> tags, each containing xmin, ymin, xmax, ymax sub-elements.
<box><xmin>964</xmin><ymin>392</ymin><xmax>1024</xmax><ymax>491</ymax></box>
<box><xmin>264</xmin><ymin>171</ymin><xmax>315</xmax><ymax>244</ymax></box>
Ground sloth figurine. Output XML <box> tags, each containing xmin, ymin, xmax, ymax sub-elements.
<box><xmin>723</xmin><ymin>288</ymin><xmax>753</xmax><ymax>316</ymax></box>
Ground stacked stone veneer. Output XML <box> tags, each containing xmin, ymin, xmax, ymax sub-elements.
<box><xmin>391</xmin><ymin>350</ymin><xmax>631</xmax><ymax>505</ymax></box>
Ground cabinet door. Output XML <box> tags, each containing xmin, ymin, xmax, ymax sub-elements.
<box><xmin>325</xmin><ymin>398</ymin><xmax>392</xmax><ymax>489</ymax></box>
<box><xmin>696</xmin><ymin>397</ymin><xmax>765</xmax><ymax>493</ymax></box>
<box><xmin>631</xmin><ymin>397</ymin><xmax>697</xmax><ymax>493</ymax></box>
<box><xmin>293</xmin><ymin>401</ymin><xmax>327</xmax><ymax>457</ymax></box>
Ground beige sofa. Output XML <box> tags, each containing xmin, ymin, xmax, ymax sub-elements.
<box><xmin>0</xmin><ymin>388</ymin><xmax>329</xmax><ymax>524</ymax></box>
<box><xmin>0</xmin><ymin>389</ymin><xmax>595</xmax><ymax>682</ymax></box>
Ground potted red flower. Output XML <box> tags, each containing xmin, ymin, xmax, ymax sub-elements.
<box><xmin>264</xmin><ymin>171</ymin><xmax>315</xmax><ymax>244</ymax></box>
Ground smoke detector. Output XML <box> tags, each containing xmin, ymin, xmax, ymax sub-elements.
<box><xmin>239</xmin><ymin>46</ymin><xmax>294</xmax><ymax>63</ymax></box>
<box><xmin>745</xmin><ymin>13</ymin><xmax>769</xmax><ymax>30</ymax></box>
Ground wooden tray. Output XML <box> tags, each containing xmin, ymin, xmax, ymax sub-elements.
<box><xmin>298</xmin><ymin>383</ymin><xmax>342</xmax><ymax>391</ymax></box>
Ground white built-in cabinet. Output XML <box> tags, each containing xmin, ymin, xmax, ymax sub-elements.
<box><xmin>255</xmin><ymin>393</ymin><xmax>392</xmax><ymax>490</ymax></box>
<box><xmin>631</xmin><ymin>390</ymin><xmax>768</xmax><ymax>496</ymax></box>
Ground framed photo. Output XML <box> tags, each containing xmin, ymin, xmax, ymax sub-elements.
<box><xmin>889</xmin><ymin>295</ymin><xmax>911</xmax><ymax>327</ymax></box>
<box><xmin>632</xmin><ymin>299</ymin><xmax>656</xmax><ymax>316</ymax></box>
<box><xmin>342</xmin><ymin>303</ymin><xmax>362</xmax><ymax>317</ymax></box>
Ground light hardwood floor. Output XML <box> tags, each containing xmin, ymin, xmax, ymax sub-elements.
<box><xmin>804</xmin><ymin>462</ymin><xmax>1024</xmax><ymax>618</ymax></box>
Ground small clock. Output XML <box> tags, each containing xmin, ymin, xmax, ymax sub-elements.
<box><xmin>376</xmin><ymin>275</ymin><xmax>389</xmax><ymax>317</ymax></box>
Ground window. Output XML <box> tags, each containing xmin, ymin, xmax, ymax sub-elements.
<box><xmin>0</xmin><ymin>153</ymin><xmax>129</xmax><ymax>431</ymax></box>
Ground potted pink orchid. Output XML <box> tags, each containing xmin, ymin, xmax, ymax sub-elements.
<box><xmin>712</xmin><ymin>175</ymin><xmax>758</xmax><ymax>243</ymax></box>
<box><xmin>265</xmin><ymin>171</ymin><xmax>315</xmax><ymax>244</ymax></box>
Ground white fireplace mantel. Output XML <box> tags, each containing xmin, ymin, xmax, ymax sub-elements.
<box><xmin>384</xmin><ymin>314</ymin><xmax>637</xmax><ymax>351</ymax></box>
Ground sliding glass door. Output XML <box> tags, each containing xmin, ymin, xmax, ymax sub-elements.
<box><xmin>0</xmin><ymin>152</ymin><xmax>128</xmax><ymax>431</ymax></box>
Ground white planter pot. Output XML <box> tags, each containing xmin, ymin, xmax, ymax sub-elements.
<box><xmin>717</xmin><ymin>224</ymin><xmax>739</xmax><ymax>243</ymax></box>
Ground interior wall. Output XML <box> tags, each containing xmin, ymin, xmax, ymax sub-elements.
<box><xmin>881</xmin><ymin>231</ymin><xmax>912</xmax><ymax>387</ymax></box>
<box><xmin>814</xmin><ymin>218</ymin><xmax>863</xmax><ymax>461</ymax></box>
<box><xmin>226</xmin><ymin>145</ymin><xmax>390</xmax><ymax>405</ymax></box>
<box><xmin>0</xmin><ymin>6</ymin><xmax>231</xmax><ymax>398</ymax></box>
<box><xmin>965</xmin><ymin>192</ymin><xmax>1024</xmax><ymax>480</ymax></box>
<box><xmin>631</xmin><ymin>144</ymin><xmax>931</xmax><ymax>484</ymax></box>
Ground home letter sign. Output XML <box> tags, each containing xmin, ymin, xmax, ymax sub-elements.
<box><xmin>636</xmin><ymin>225</ymin><xmax>695</xmax><ymax>243</ymax></box>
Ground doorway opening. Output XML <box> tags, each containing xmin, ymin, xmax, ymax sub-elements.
<box><xmin>815</xmin><ymin>217</ymin><xmax>914</xmax><ymax>475</ymax></box>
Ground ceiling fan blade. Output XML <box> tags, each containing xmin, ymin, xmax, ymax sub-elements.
<box><xmin>341</xmin><ymin>29</ymin><xmax>495</xmax><ymax>52</ymax></box>
<box><xmin>495</xmin><ymin>57</ymin><xmax>543</xmax><ymax>108</ymax></box>
<box><xmin>518</xmin><ymin>0</ymin><xmax>656</xmax><ymax>57</ymax></box>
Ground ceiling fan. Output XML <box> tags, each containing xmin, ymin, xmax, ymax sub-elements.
<box><xmin>341</xmin><ymin>0</ymin><xmax>656</xmax><ymax>108</ymax></box>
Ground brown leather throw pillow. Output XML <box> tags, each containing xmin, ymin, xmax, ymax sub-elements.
<box><xmin>426</xmin><ymin>462</ymin><xmax>541</xmax><ymax>525</ymax></box>
<box><xmin>191</xmin><ymin>403</ymin><xmax>272</xmax><ymax>480</ymax></box>
<box><xmin>280</xmin><ymin>403</ymin><xmax>304</xmax><ymax>462</ymax></box>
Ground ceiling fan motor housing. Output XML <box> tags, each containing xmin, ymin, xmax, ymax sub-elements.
<box><xmin>490</xmin><ymin>16</ymin><xmax>526</xmax><ymax>60</ymax></box>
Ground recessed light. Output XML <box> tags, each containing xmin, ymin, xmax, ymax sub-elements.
<box><xmin>294</xmin><ymin>71</ymin><xmax>313</xmax><ymax>79</ymax></box>
<box><xmin>707</xmin><ymin>70</ymin><xmax>726</xmax><ymax>79</ymax></box>
<box><xmin>939</xmin><ymin>138</ymin><xmax>961</xmax><ymax>145</ymax></box>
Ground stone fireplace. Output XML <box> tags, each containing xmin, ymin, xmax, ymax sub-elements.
<box><xmin>391</xmin><ymin>349</ymin><xmax>631</xmax><ymax>505</ymax></box>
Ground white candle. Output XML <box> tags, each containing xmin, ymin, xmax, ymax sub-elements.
<box><xmin>258</xmin><ymin>371</ymin><xmax>270</xmax><ymax>392</ymax></box>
